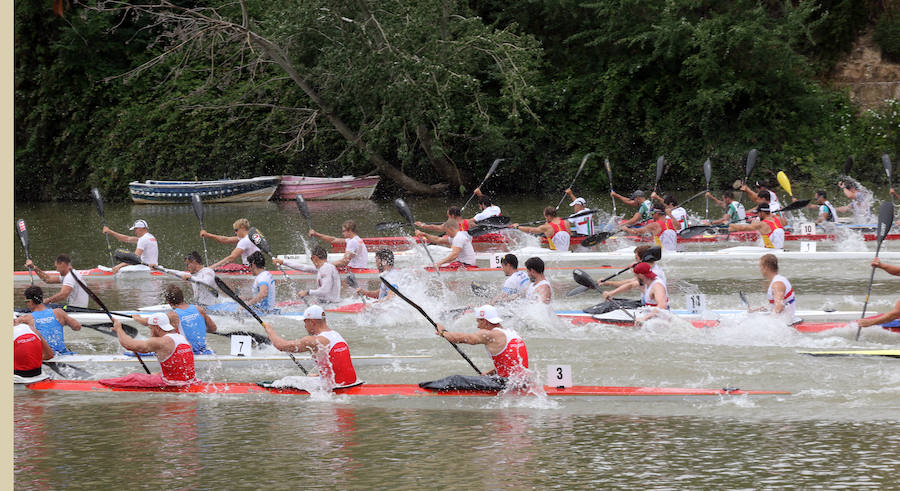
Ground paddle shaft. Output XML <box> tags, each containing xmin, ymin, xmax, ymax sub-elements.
<box><xmin>461</xmin><ymin>158</ymin><xmax>503</xmax><ymax>212</ymax></box>
<box><xmin>70</xmin><ymin>273</ymin><xmax>150</xmax><ymax>374</ymax></box>
<box><xmin>856</xmin><ymin>201</ymin><xmax>895</xmax><ymax>340</ymax></box>
<box><xmin>557</xmin><ymin>154</ymin><xmax>592</xmax><ymax>209</ymax></box>
<box><xmin>191</xmin><ymin>195</ymin><xmax>211</xmax><ymax>266</ymax></box>
<box><xmin>605</xmin><ymin>158</ymin><xmax>616</xmax><ymax>217</ymax></box>
<box><xmin>380</xmin><ymin>277</ymin><xmax>483</xmax><ymax>375</ymax></box>
<box><xmin>16</xmin><ymin>220</ymin><xmax>34</xmax><ymax>285</ymax></box>
<box><xmin>91</xmin><ymin>189</ymin><xmax>115</xmax><ymax>268</ymax></box>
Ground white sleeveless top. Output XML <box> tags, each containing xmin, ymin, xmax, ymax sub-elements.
<box><xmin>526</xmin><ymin>279</ymin><xmax>551</xmax><ymax>303</ymax></box>
<box><xmin>642</xmin><ymin>277</ymin><xmax>668</xmax><ymax>308</ymax></box>
<box><xmin>767</xmin><ymin>274</ymin><xmax>796</xmax><ymax>320</ymax></box>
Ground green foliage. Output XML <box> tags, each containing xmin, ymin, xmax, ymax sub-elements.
<box><xmin>874</xmin><ymin>10</ymin><xmax>900</xmax><ymax>61</ymax></box>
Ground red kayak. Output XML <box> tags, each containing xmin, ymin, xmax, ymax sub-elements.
<box><xmin>563</xmin><ymin>315</ymin><xmax>899</xmax><ymax>334</ymax></box>
<box><xmin>25</xmin><ymin>380</ymin><xmax>789</xmax><ymax>397</ymax></box>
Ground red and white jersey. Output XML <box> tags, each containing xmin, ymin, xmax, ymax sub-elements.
<box><xmin>488</xmin><ymin>327</ymin><xmax>529</xmax><ymax>378</ymax></box>
<box><xmin>14</xmin><ymin>325</ymin><xmax>43</xmax><ymax>373</ymax></box>
<box><xmin>159</xmin><ymin>333</ymin><xmax>196</xmax><ymax>385</ymax></box>
<box><xmin>315</xmin><ymin>330</ymin><xmax>358</xmax><ymax>387</ymax></box>
<box><xmin>547</xmin><ymin>220</ymin><xmax>570</xmax><ymax>251</ymax></box>
<box><xmin>767</xmin><ymin>274</ymin><xmax>796</xmax><ymax>320</ymax></box>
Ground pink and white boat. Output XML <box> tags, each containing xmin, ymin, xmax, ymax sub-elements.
<box><xmin>276</xmin><ymin>175</ymin><xmax>380</xmax><ymax>200</ymax></box>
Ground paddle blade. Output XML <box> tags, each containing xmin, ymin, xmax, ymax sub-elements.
<box><xmin>580</xmin><ymin>231</ymin><xmax>612</xmax><ymax>247</ymax></box>
<box><xmin>745</xmin><ymin>149</ymin><xmax>758</xmax><ymax>179</ymax></box>
<box><xmin>777</xmin><ymin>199</ymin><xmax>811</xmax><ymax>213</ymax></box>
<box><xmin>573</xmin><ymin>269</ymin><xmax>599</xmax><ymax>290</ymax></box>
<box><xmin>114</xmin><ymin>250</ymin><xmax>142</xmax><ymax>265</ymax></box>
<box><xmin>566</xmin><ymin>285</ymin><xmax>590</xmax><ymax>297</ymax></box>
<box><xmin>655</xmin><ymin>156</ymin><xmax>665</xmax><ymax>186</ymax></box>
<box><xmin>16</xmin><ymin>219</ymin><xmax>29</xmax><ymax>250</ymax></box>
<box><xmin>214</xmin><ymin>277</ymin><xmax>264</xmax><ymax>325</ymax></box>
<box><xmin>191</xmin><ymin>194</ymin><xmax>204</xmax><ymax>221</ymax></box>
<box><xmin>678</xmin><ymin>225</ymin><xmax>714</xmax><ymax>239</ymax></box>
<box><xmin>346</xmin><ymin>273</ymin><xmax>358</xmax><ymax>289</ymax></box>
<box><xmin>703</xmin><ymin>158</ymin><xmax>712</xmax><ymax>187</ymax></box>
<box><xmin>883</xmin><ymin>154</ymin><xmax>893</xmax><ymax>182</ymax></box>
<box><xmin>876</xmin><ymin>200</ymin><xmax>895</xmax><ymax>242</ymax></box>
<box><xmin>476</xmin><ymin>215</ymin><xmax>510</xmax><ymax>226</ymax></box>
<box><xmin>642</xmin><ymin>246</ymin><xmax>663</xmax><ymax>262</ymax></box>
<box><xmin>776</xmin><ymin>171</ymin><xmax>793</xmax><ymax>197</ymax></box>
<box><xmin>375</xmin><ymin>221</ymin><xmax>404</xmax><ymax>231</ymax></box>
<box><xmin>90</xmin><ymin>188</ymin><xmax>105</xmax><ymax>217</ymax></box>
<box><xmin>248</xmin><ymin>227</ymin><xmax>271</xmax><ymax>254</ymax></box>
<box><xmin>486</xmin><ymin>158</ymin><xmax>504</xmax><ymax>179</ymax></box>
<box><xmin>604</xmin><ymin>158</ymin><xmax>613</xmax><ymax>183</ymax></box>
<box><xmin>471</xmin><ymin>282</ymin><xmax>489</xmax><ymax>296</ymax></box>
<box><xmin>394</xmin><ymin>198</ymin><xmax>415</xmax><ymax>226</ymax></box>
<box><xmin>295</xmin><ymin>194</ymin><xmax>311</xmax><ymax>222</ymax></box>
<box><xmin>739</xmin><ymin>291</ymin><xmax>749</xmax><ymax>307</ymax></box>
<box><xmin>843</xmin><ymin>156</ymin><xmax>854</xmax><ymax>176</ymax></box>
<box><xmin>468</xmin><ymin>226</ymin><xmax>503</xmax><ymax>237</ymax></box>
<box><xmin>578</xmin><ymin>152</ymin><xmax>593</xmax><ymax>174</ymax></box>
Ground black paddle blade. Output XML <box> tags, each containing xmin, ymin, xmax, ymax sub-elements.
<box><xmin>295</xmin><ymin>194</ymin><xmax>311</xmax><ymax>222</ymax></box>
<box><xmin>655</xmin><ymin>156</ymin><xmax>665</xmax><ymax>185</ymax></box>
<box><xmin>739</xmin><ymin>291</ymin><xmax>749</xmax><ymax>307</ymax></box>
<box><xmin>248</xmin><ymin>227</ymin><xmax>271</xmax><ymax>254</ymax></box>
<box><xmin>476</xmin><ymin>215</ymin><xmax>510</xmax><ymax>226</ymax></box>
<box><xmin>468</xmin><ymin>226</ymin><xmax>503</xmax><ymax>237</ymax></box>
<box><xmin>375</xmin><ymin>221</ymin><xmax>405</xmax><ymax>231</ymax></box>
<box><xmin>346</xmin><ymin>273</ymin><xmax>358</xmax><ymax>289</ymax></box>
<box><xmin>777</xmin><ymin>199</ymin><xmax>811</xmax><ymax>213</ymax></box>
<box><xmin>471</xmin><ymin>282</ymin><xmax>489</xmax><ymax>296</ymax></box>
<box><xmin>678</xmin><ymin>225</ymin><xmax>715</xmax><ymax>239</ymax></box>
<box><xmin>214</xmin><ymin>276</ymin><xmax>265</xmax><ymax>325</ymax></box>
<box><xmin>704</xmin><ymin>158</ymin><xmax>712</xmax><ymax>186</ymax></box>
<box><xmin>217</xmin><ymin>330</ymin><xmax>270</xmax><ymax>346</ymax></box>
<box><xmin>191</xmin><ymin>194</ymin><xmax>204</xmax><ymax>222</ymax></box>
<box><xmin>394</xmin><ymin>198</ymin><xmax>415</xmax><ymax>226</ymax></box>
<box><xmin>642</xmin><ymin>246</ymin><xmax>663</xmax><ymax>262</ymax></box>
<box><xmin>114</xmin><ymin>250</ymin><xmax>142</xmax><ymax>265</ymax></box>
<box><xmin>90</xmin><ymin>188</ymin><xmax>105</xmax><ymax>216</ymax></box>
<box><xmin>16</xmin><ymin>219</ymin><xmax>29</xmax><ymax>250</ymax></box>
<box><xmin>566</xmin><ymin>285</ymin><xmax>590</xmax><ymax>297</ymax></box>
<box><xmin>843</xmin><ymin>156</ymin><xmax>854</xmax><ymax>176</ymax></box>
<box><xmin>883</xmin><ymin>154</ymin><xmax>893</xmax><ymax>182</ymax></box>
<box><xmin>573</xmin><ymin>269</ymin><xmax>599</xmax><ymax>290</ymax></box>
<box><xmin>745</xmin><ymin>149</ymin><xmax>758</xmax><ymax>179</ymax></box>
<box><xmin>580</xmin><ymin>231</ymin><xmax>612</xmax><ymax>247</ymax></box>
<box><xmin>877</xmin><ymin>200</ymin><xmax>895</xmax><ymax>241</ymax></box>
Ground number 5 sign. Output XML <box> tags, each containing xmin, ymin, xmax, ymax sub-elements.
<box><xmin>547</xmin><ymin>365</ymin><xmax>573</xmax><ymax>388</ymax></box>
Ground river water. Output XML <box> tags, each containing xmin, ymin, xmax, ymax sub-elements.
<box><xmin>12</xmin><ymin>193</ymin><xmax>900</xmax><ymax>489</ymax></box>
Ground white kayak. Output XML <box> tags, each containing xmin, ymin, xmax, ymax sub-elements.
<box><xmin>557</xmin><ymin>308</ymin><xmax>868</xmax><ymax>324</ymax></box>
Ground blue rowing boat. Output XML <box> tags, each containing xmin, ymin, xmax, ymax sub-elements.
<box><xmin>129</xmin><ymin>176</ymin><xmax>281</xmax><ymax>203</ymax></box>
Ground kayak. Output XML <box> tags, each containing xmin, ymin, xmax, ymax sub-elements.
<box><xmin>562</xmin><ymin>313</ymin><xmax>898</xmax><ymax>334</ymax></box>
<box><xmin>797</xmin><ymin>350</ymin><xmax>900</xmax><ymax>358</ymax></box>
<box><xmin>42</xmin><ymin>353</ymin><xmax>431</xmax><ymax>371</ymax></box>
<box><xmin>558</xmin><ymin>309</ymin><xmax>868</xmax><ymax>324</ymax></box>
<box><xmin>25</xmin><ymin>379</ymin><xmax>790</xmax><ymax>397</ymax></box>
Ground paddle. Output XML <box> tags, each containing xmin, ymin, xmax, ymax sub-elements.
<box><xmin>16</xmin><ymin>219</ymin><xmax>34</xmax><ymax>285</ymax></box>
<box><xmin>394</xmin><ymin>198</ymin><xmax>440</xmax><ymax>275</ymax></box>
<box><xmin>247</xmin><ymin>227</ymin><xmax>289</xmax><ymax>281</ymax></box>
<box><xmin>571</xmin><ymin>269</ymin><xmax>636</xmax><ymax>322</ymax></box>
<box><xmin>776</xmin><ymin>171</ymin><xmax>793</xmax><ymax>199</ymax></box>
<box><xmin>884</xmin><ymin>154</ymin><xmax>894</xmax><ymax>203</ymax></box>
<box><xmin>775</xmin><ymin>199</ymin><xmax>811</xmax><ymax>214</ymax></box>
<box><xmin>734</xmin><ymin>149</ymin><xmax>759</xmax><ymax>199</ymax></box>
<box><xmin>114</xmin><ymin>250</ymin><xmax>219</xmax><ymax>299</ymax></box>
<box><xmin>471</xmin><ymin>282</ymin><xmax>489</xmax><ymax>297</ymax></box>
<box><xmin>296</xmin><ymin>194</ymin><xmax>312</xmax><ymax>231</ymax></box>
<box><xmin>380</xmin><ymin>277</ymin><xmax>483</xmax><ymax>374</ymax></box>
<box><xmin>461</xmin><ymin>158</ymin><xmax>505</xmax><ymax>212</ymax></box>
<box><xmin>856</xmin><ymin>201</ymin><xmax>895</xmax><ymax>340</ymax></box>
<box><xmin>679</xmin><ymin>189</ymin><xmax>709</xmax><ymax>208</ymax></box>
<box><xmin>580</xmin><ymin>231</ymin><xmax>615</xmax><ymax>248</ymax></box>
<box><xmin>605</xmin><ymin>158</ymin><xmax>616</xmax><ymax>217</ymax></box>
<box><xmin>346</xmin><ymin>272</ymin><xmax>366</xmax><ymax>305</ymax></box>
<box><xmin>844</xmin><ymin>156</ymin><xmax>854</xmax><ymax>176</ymax></box>
<box><xmin>704</xmin><ymin>158</ymin><xmax>712</xmax><ymax>221</ymax></box>
<box><xmin>213</xmin><ymin>276</ymin><xmax>309</xmax><ymax>373</ymax></box>
<box><xmin>739</xmin><ymin>291</ymin><xmax>750</xmax><ymax>311</ymax></box>
<box><xmin>678</xmin><ymin>225</ymin><xmax>717</xmax><ymax>240</ymax></box>
<box><xmin>557</xmin><ymin>153</ymin><xmax>594</xmax><ymax>210</ymax></box>
<box><xmin>566</xmin><ymin>285</ymin><xmax>590</xmax><ymax>297</ymax></box>
<box><xmin>190</xmin><ymin>194</ymin><xmax>211</xmax><ymax>266</ymax></box>
<box><xmin>52</xmin><ymin>304</ymin><xmax>139</xmax><ymax>337</ymax></box>
<box><xmin>91</xmin><ymin>187</ymin><xmax>115</xmax><ymax>267</ymax></box>
<box><xmin>69</xmin><ymin>273</ymin><xmax>150</xmax><ymax>374</ymax></box>
<box><xmin>43</xmin><ymin>360</ymin><xmax>93</xmax><ymax>379</ymax></box>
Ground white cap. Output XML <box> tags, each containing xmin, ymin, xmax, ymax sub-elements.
<box><xmin>474</xmin><ymin>304</ymin><xmax>502</xmax><ymax>324</ymax></box>
<box><xmin>147</xmin><ymin>312</ymin><xmax>175</xmax><ymax>331</ymax></box>
<box><xmin>300</xmin><ymin>305</ymin><xmax>326</xmax><ymax>320</ymax></box>
<box><xmin>570</xmin><ymin>197</ymin><xmax>586</xmax><ymax>207</ymax></box>
<box><xmin>129</xmin><ymin>219</ymin><xmax>149</xmax><ymax>230</ymax></box>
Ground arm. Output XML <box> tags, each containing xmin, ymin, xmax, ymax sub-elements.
<box><xmin>650</xmin><ymin>191</ymin><xmax>664</xmax><ymax>204</ymax></box>
<box><xmin>415</xmin><ymin>230</ymin><xmax>451</xmax><ymax>246</ymax></box>
<box><xmin>711</xmin><ymin>212</ymin><xmax>731</xmax><ymax>226</ymax></box>
<box><xmin>728</xmin><ymin>222</ymin><xmax>762</xmax><ymax>233</ymax></box>
<box><xmin>246</xmin><ymin>283</ymin><xmax>268</xmax><ymax>305</ymax></box>
<box><xmin>534</xmin><ymin>283</ymin><xmax>551</xmax><ymax>304</ymax></box>
<box><xmin>113</xmin><ymin>320</ymin><xmax>169</xmax><ymax>354</ymax></box>
<box><xmin>25</xmin><ymin>261</ymin><xmax>61</xmax><ymax>284</ymax></box>
<box><xmin>621</xmin><ymin>222</ymin><xmax>657</xmax><ymax>236</ymax></box>
<box><xmin>44</xmin><ymin>285</ymin><xmax>74</xmax><ymax>305</ymax></box>
<box><xmin>436</xmin><ymin>247</ymin><xmax>461</xmax><ymax>267</ymax></box>
<box><xmin>54</xmin><ymin>309</ymin><xmax>82</xmax><ymax>331</ymax></box>
<box><xmin>611</xmin><ymin>191</ymin><xmax>637</xmax><ymax>206</ymax></box>
<box><xmin>514</xmin><ymin>223</ymin><xmax>549</xmax><ymax>235</ymax></box>
<box><xmin>739</xmin><ymin>184</ymin><xmax>762</xmax><ymax>203</ymax></box>
<box><xmin>602</xmin><ymin>281</ymin><xmax>637</xmax><ymax>300</ymax></box>
<box><xmin>858</xmin><ymin>298</ymin><xmax>900</xmax><ymax>327</ymax></box>
<box><xmin>872</xmin><ymin>258</ymin><xmax>900</xmax><ymax>276</ymax></box>
<box><xmin>276</xmin><ymin>258</ymin><xmax>318</xmax><ymax>273</ymax></box>
<box><xmin>600</xmin><ymin>278</ymin><xmax>639</xmax><ymax>289</ymax></box>
<box><xmin>770</xmin><ymin>281</ymin><xmax>786</xmax><ymax>314</ymax></box>
<box><xmin>25</xmin><ymin>325</ymin><xmax>55</xmax><ymax>360</ymax></box>
<box><xmin>620</xmin><ymin>212</ymin><xmax>643</xmax><ymax>227</ymax></box>
<box><xmin>473</xmin><ymin>188</ymin><xmax>484</xmax><ymax>197</ymax></box>
<box><xmin>308</xmin><ymin>268</ymin><xmax>337</xmax><ymax>297</ymax></box>
<box><xmin>200</xmin><ymin>230</ymin><xmax>240</xmax><ymax>245</ymax></box>
<box><xmin>194</xmin><ymin>306</ymin><xmax>217</xmax><ymax>333</ymax></box>
<box><xmin>13</xmin><ymin>314</ymin><xmax>33</xmax><ymax>326</ymax></box>
<box><xmin>261</xmin><ymin>323</ymin><xmax>317</xmax><ymax>353</ymax></box>
<box><xmin>565</xmin><ymin>188</ymin><xmax>577</xmax><ymax>202</ymax></box>
<box><xmin>309</xmin><ymin>229</ymin><xmax>344</xmax><ymax>245</ymax></box>
<box><xmin>651</xmin><ymin>283</ymin><xmax>668</xmax><ymax>310</ymax></box>
<box><xmin>414</xmin><ymin>221</ymin><xmax>445</xmax><ymax>233</ymax></box>
<box><xmin>435</xmin><ymin>322</ymin><xmax>491</xmax><ymax>346</ymax></box>
<box><xmin>102</xmin><ymin>227</ymin><xmax>138</xmax><ymax>244</ymax></box>
<box><xmin>706</xmin><ymin>192</ymin><xmax>725</xmax><ymax>207</ymax></box>
<box><xmin>210</xmin><ymin>247</ymin><xmax>244</xmax><ymax>269</ymax></box>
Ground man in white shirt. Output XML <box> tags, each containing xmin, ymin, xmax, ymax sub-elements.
<box><xmin>309</xmin><ymin>220</ymin><xmax>368</xmax><ymax>270</ymax></box>
<box><xmin>103</xmin><ymin>219</ymin><xmax>159</xmax><ymax>273</ymax></box>
<box><xmin>245</xmin><ymin>251</ymin><xmax>277</xmax><ymax>312</ymax></box>
<box><xmin>356</xmin><ymin>249</ymin><xmax>400</xmax><ymax>302</ymax></box>
<box><xmin>25</xmin><ymin>254</ymin><xmax>89</xmax><ymax>308</ymax></box>
<box><xmin>275</xmin><ymin>246</ymin><xmax>341</xmax><ymax>303</ymax></box>
<box><xmin>202</xmin><ymin>218</ymin><xmax>261</xmax><ymax>270</ymax></box>
<box><xmin>650</xmin><ymin>194</ymin><xmax>688</xmax><ymax>231</ymax></box>
<box><xmin>491</xmin><ymin>254</ymin><xmax>530</xmax><ymax>304</ymax></box>
<box><xmin>564</xmin><ymin>189</ymin><xmax>595</xmax><ymax>236</ymax></box>
<box><xmin>468</xmin><ymin>190</ymin><xmax>502</xmax><ymax>223</ymax></box>
<box><xmin>180</xmin><ymin>251</ymin><xmax>218</xmax><ymax>306</ymax></box>
<box><xmin>415</xmin><ymin>219</ymin><xmax>477</xmax><ymax>268</ymax></box>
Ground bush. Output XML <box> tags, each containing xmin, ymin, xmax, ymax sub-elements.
<box><xmin>874</xmin><ymin>12</ymin><xmax>900</xmax><ymax>62</ymax></box>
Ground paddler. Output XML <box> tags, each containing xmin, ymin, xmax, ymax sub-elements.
<box><xmin>356</xmin><ymin>249</ymin><xmax>400</xmax><ymax>302</ymax></box>
<box><xmin>415</xmin><ymin>219</ymin><xmax>477</xmax><ymax>268</ymax></box>
<box><xmin>159</xmin><ymin>284</ymin><xmax>217</xmax><ymax>355</ymax></box>
<box><xmin>611</xmin><ymin>190</ymin><xmax>653</xmax><ymax>227</ymax></box>
<box><xmin>262</xmin><ymin>305</ymin><xmax>359</xmax><ymax>389</ymax></box>
<box><xmin>469</xmin><ymin>194</ymin><xmax>502</xmax><ymax>223</ymax></box>
<box><xmin>890</xmin><ymin>187</ymin><xmax>899</xmax><ymax>201</ymax></box>
<box><xmin>728</xmin><ymin>203</ymin><xmax>785</xmax><ymax>249</ymax></box>
<box><xmin>852</xmin><ymin>258</ymin><xmax>900</xmax><ymax>331</ymax></box>
<box><xmin>13</xmin><ymin>319</ymin><xmax>54</xmax><ymax>383</ymax></box>
<box><xmin>512</xmin><ymin>207</ymin><xmax>571</xmax><ymax>252</ymax></box>
<box><xmin>435</xmin><ymin>304</ymin><xmax>529</xmax><ymax>379</ymax></box>
<box><xmin>99</xmin><ymin>314</ymin><xmax>197</xmax><ymax>388</ymax></box>
<box><xmin>309</xmin><ymin>220</ymin><xmax>369</xmax><ymax>270</ymax></box>
<box><xmin>416</xmin><ymin>207</ymin><xmax>465</xmax><ymax>240</ymax></box>
<box><xmin>180</xmin><ymin>251</ymin><xmax>218</xmax><ymax>307</ymax></box>
<box><xmin>705</xmin><ymin>190</ymin><xmax>747</xmax><ymax>225</ymax></box>
<box><xmin>14</xmin><ymin>286</ymin><xmax>82</xmax><ymax>355</ymax></box>
<box><xmin>808</xmin><ymin>190</ymin><xmax>838</xmax><ymax>224</ymax></box>
<box><xmin>749</xmin><ymin>254</ymin><xmax>797</xmax><ymax>324</ymax></box>
<box><xmin>620</xmin><ymin>204</ymin><xmax>677</xmax><ymax>252</ymax></box>
<box><xmin>274</xmin><ymin>246</ymin><xmax>341</xmax><ymax>304</ymax></box>
<box><xmin>102</xmin><ymin>219</ymin><xmax>159</xmax><ymax>274</ymax></box>
<box><xmin>600</xmin><ymin>245</ymin><xmax>666</xmax><ymax>288</ymax></box>
<box><xmin>836</xmin><ymin>178</ymin><xmax>871</xmax><ymax>218</ymax></box>
<box><xmin>25</xmin><ymin>254</ymin><xmax>89</xmax><ymax>308</ymax></box>
<box><xmin>524</xmin><ymin>257</ymin><xmax>552</xmax><ymax>304</ymax></box>
<box><xmin>491</xmin><ymin>254</ymin><xmax>530</xmax><ymax>304</ymax></box>
<box><xmin>245</xmin><ymin>251</ymin><xmax>277</xmax><ymax>312</ymax></box>
<box><xmin>740</xmin><ymin>180</ymin><xmax>782</xmax><ymax>212</ymax></box>
<box><xmin>565</xmin><ymin>189</ymin><xmax>595</xmax><ymax>237</ymax></box>
<box><xmin>202</xmin><ymin>218</ymin><xmax>261</xmax><ymax>271</ymax></box>
<box><xmin>602</xmin><ymin>262</ymin><xmax>668</xmax><ymax>311</ymax></box>
<box><xmin>651</xmin><ymin>194</ymin><xmax>689</xmax><ymax>231</ymax></box>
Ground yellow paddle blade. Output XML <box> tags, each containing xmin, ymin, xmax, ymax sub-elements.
<box><xmin>776</xmin><ymin>171</ymin><xmax>793</xmax><ymax>197</ymax></box>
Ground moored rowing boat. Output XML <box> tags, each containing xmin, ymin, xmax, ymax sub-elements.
<box><xmin>25</xmin><ymin>379</ymin><xmax>790</xmax><ymax>397</ymax></box>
